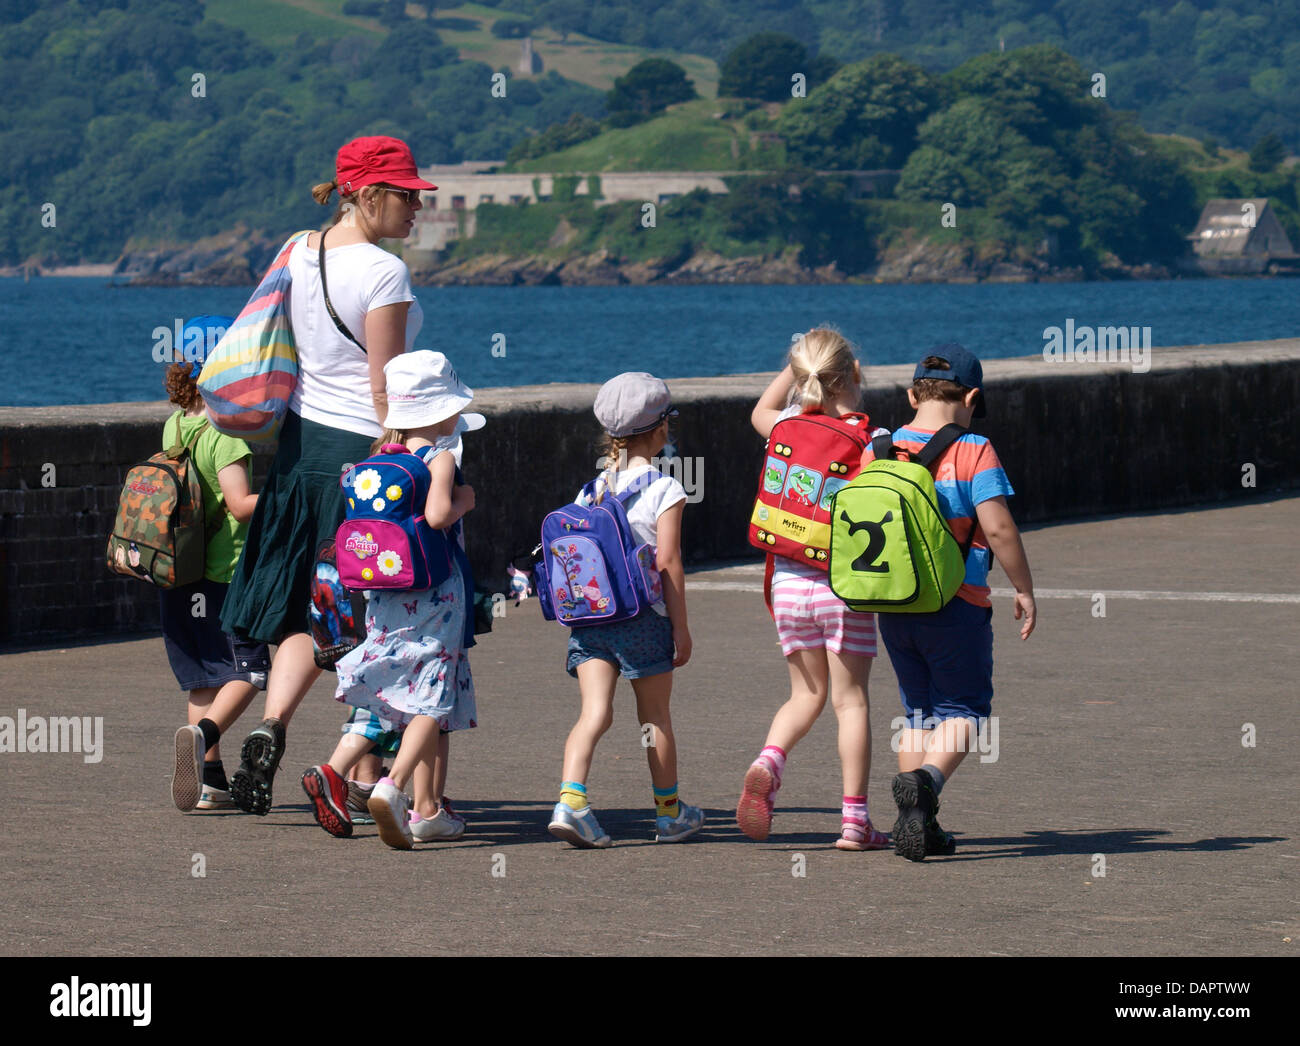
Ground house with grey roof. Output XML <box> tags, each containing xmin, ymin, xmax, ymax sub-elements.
<box><xmin>1185</xmin><ymin>198</ymin><xmax>1298</xmax><ymax>274</ymax></box>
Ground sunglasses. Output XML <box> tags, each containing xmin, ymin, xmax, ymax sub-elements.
<box><xmin>378</xmin><ymin>186</ymin><xmax>423</xmax><ymax>205</ymax></box>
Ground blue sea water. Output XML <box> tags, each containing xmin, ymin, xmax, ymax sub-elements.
<box><xmin>0</xmin><ymin>276</ymin><xmax>1297</xmax><ymax>407</ymax></box>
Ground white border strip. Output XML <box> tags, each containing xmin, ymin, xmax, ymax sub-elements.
<box><xmin>685</xmin><ymin>581</ymin><xmax>1300</xmax><ymax>604</ymax></box>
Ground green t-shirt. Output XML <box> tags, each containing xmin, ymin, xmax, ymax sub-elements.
<box><xmin>162</xmin><ymin>411</ymin><xmax>253</xmax><ymax>584</ymax></box>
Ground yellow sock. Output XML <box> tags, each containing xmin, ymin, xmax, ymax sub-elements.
<box><xmin>560</xmin><ymin>781</ymin><xmax>588</xmax><ymax>811</ymax></box>
<box><xmin>654</xmin><ymin>783</ymin><xmax>679</xmax><ymax>819</ymax></box>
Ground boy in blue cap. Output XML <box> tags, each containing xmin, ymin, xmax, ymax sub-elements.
<box><xmin>859</xmin><ymin>344</ymin><xmax>1036</xmax><ymax>860</ymax></box>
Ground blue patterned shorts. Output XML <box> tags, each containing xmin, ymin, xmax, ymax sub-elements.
<box><xmin>565</xmin><ymin>610</ymin><xmax>674</xmax><ymax>679</ymax></box>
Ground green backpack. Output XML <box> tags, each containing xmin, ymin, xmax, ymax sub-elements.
<box><xmin>828</xmin><ymin>424</ymin><xmax>974</xmax><ymax>614</ymax></box>
<box><xmin>106</xmin><ymin>412</ymin><xmax>212</xmax><ymax>588</ymax></box>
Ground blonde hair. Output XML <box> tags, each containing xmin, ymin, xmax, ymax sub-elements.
<box><xmin>788</xmin><ymin>328</ymin><xmax>860</xmax><ymax>412</ymax></box>
<box><xmin>311</xmin><ymin>179</ymin><xmax>387</xmax><ymax>227</ymax></box>
<box><xmin>370</xmin><ymin>428</ymin><xmax>407</xmax><ymax>455</ymax></box>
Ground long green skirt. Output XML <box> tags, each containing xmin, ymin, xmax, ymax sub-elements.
<box><xmin>221</xmin><ymin>411</ymin><xmax>375</xmax><ymax>645</ymax></box>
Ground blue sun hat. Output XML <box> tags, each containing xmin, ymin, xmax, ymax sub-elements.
<box><xmin>179</xmin><ymin>315</ymin><xmax>234</xmax><ymax>378</ymax></box>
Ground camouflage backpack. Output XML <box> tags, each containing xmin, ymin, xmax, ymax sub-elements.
<box><xmin>106</xmin><ymin>412</ymin><xmax>215</xmax><ymax>588</ymax></box>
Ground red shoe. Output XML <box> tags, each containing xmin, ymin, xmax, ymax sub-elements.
<box><xmin>737</xmin><ymin>762</ymin><xmax>776</xmax><ymax>841</ymax></box>
<box><xmin>302</xmin><ymin>765</ymin><xmax>353</xmax><ymax>838</ymax></box>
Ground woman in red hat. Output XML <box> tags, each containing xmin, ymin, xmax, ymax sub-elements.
<box><xmin>215</xmin><ymin>136</ymin><xmax>438</xmax><ymax>816</ymax></box>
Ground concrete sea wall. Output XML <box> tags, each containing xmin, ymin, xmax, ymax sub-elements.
<box><xmin>2</xmin><ymin>339</ymin><xmax>1297</xmax><ymax>645</ymax></box>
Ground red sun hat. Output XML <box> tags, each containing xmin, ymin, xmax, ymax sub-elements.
<box><xmin>335</xmin><ymin>135</ymin><xmax>437</xmax><ymax>196</ymax></box>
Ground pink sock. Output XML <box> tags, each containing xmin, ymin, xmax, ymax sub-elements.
<box><xmin>842</xmin><ymin>794</ymin><xmax>868</xmax><ymax>833</ymax></box>
<box><xmin>756</xmin><ymin>744</ymin><xmax>786</xmax><ymax>781</ymax></box>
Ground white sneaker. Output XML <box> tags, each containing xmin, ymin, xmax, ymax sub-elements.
<box><xmin>409</xmin><ymin>808</ymin><xmax>465</xmax><ymax>842</ymax></box>
<box><xmin>367</xmin><ymin>778</ymin><xmax>413</xmax><ymax>850</ymax></box>
<box><xmin>196</xmin><ymin>785</ymin><xmax>234</xmax><ymax>810</ymax></box>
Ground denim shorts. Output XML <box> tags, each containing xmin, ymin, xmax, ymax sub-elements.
<box><xmin>877</xmin><ymin>597</ymin><xmax>994</xmax><ymax>722</ymax></box>
<box><xmin>565</xmin><ymin>610</ymin><xmax>675</xmax><ymax>679</ymax></box>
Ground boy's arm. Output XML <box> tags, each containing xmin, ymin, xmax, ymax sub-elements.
<box><xmin>216</xmin><ymin>458</ymin><xmax>257</xmax><ymax>524</ymax></box>
<box><xmin>975</xmin><ymin>495</ymin><xmax>1036</xmax><ymax>640</ymax></box>
<box><xmin>654</xmin><ymin>499</ymin><xmax>691</xmax><ymax>667</ymax></box>
<box><xmin>752</xmin><ymin>365</ymin><xmax>794</xmax><ymax>438</ymax></box>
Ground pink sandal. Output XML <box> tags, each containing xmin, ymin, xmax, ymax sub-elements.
<box><xmin>835</xmin><ymin>818</ymin><xmax>889</xmax><ymax>851</ymax></box>
<box><xmin>737</xmin><ymin>762</ymin><xmax>777</xmax><ymax>841</ymax></box>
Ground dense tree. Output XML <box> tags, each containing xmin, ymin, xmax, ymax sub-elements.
<box><xmin>606</xmin><ymin>58</ymin><xmax>697</xmax><ymax>117</ymax></box>
<box><xmin>718</xmin><ymin>32</ymin><xmax>808</xmax><ymax>101</ymax></box>
<box><xmin>1249</xmin><ymin>133</ymin><xmax>1285</xmax><ymax>173</ymax></box>
<box><xmin>778</xmin><ymin>54</ymin><xmax>938</xmax><ymax>169</ymax></box>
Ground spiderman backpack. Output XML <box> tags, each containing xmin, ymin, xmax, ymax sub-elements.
<box><xmin>749</xmin><ymin>410</ymin><xmax>877</xmax><ymax>568</ymax></box>
<box><xmin>534</xmin><ymin>469</ymin><xmax>663</xmax><ymax>627</ymax></box>
<box><xmin>335</xmin><ymin>445</ymin><xmax>452</xmax><ymax>590</ymax></box>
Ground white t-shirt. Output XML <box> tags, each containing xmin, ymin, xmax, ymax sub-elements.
<box><xmin>286</xmin><ymin>238</ymin><xmax>424</xmax><ymax>438</ymax></box>
<box><xmin>576</xmin><ymin>464</ymin><xmax>687</xmax><ymax>615</ymax></box>
<box><xmin>768</xmin><ymin>405</ymin><xmax>889</xmax><ymax>587</ymax></box>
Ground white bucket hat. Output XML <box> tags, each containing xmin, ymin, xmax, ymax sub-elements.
<box><xmin>383</xmin><ymin>350</ymin><xmax>485</xmax><ymax>432</ymax></box>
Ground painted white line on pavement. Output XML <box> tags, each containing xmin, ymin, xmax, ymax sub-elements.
<box><xmin>684</xmin><ymin>582</ymin><xmax>1300</xmax><ymax>604</ymax></box>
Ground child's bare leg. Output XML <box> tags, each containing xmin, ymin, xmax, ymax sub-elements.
<box><xmin>631</xmin><ymin>671</ymin><xmax>676</xmax><ymax>790</ymax></box>
<box><xmin>327</xmin><ymin>732</ymin><xmax>378</xmax><ymax>779</ymax></box>
<box><xmin>921</xmin><ymin>717</ymin><xmax>974</xmax><ymax>781</ymax></box>
<box><xmin>433</xmin><ymin>731</ymin><xmax>449</xmax><ymax>799</ymax></box>
<box><xmin>412</xmin><ymin>759</ymin><xmax>439</xmax><ymax>819</ymax></box>
<box><xmin>353</xmin><ymin>751</ymin><xmax>383</xmax><ymax>785</ymax></box>
<box><xmin>764</xmin><ymin>648</ymin><xmax>830</xmax><ymax>752</ymax></box>
<box><xmin>388</xmin><ymin>715</ymin><xmax>440</xmax><ymax>792</ymax></box>
<box><xmin>262</xmin><ymin>633</ymin><xmax>321</xmax><ymax>726</ymax></box>
<box><xmin>561</xmin><ymin>658</ymin><xmax>618</xmax><ymax>785</ymax></box>
<box><xmin>187</xmin><ymin>686</ymin><xmax>218</xmax><ymax>754</ymax></box>
<box><xmin>193</xmin><ymin>679</ymin><xmax>258</xmax><ymax>762</ymax></box>
<box><xmin>826</xmin><ymin>651</ymin><xmax>872</xmax><ymax>797</ymax></box>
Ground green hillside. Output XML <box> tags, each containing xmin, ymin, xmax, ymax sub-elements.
<box><xmin>507</xmin><ymin>99</ymin><xmax>778</xmax><ymax>172</ymax></box>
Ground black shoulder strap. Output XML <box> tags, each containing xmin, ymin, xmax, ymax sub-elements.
<box><xmin>870</xmin><ymin>433</ymin><xmax>894</xmax><ymax>462</ymax></box>
<box><xmin>319</xmin><ymin>230</ymin><xmax>366</xmax><ymax>354</ymax></box>
<box><xmin>914</xmin><ymin>423</ymin><xmax>968</xmax><ymax>469</ymax></box>
<box><xmin>913</xmin><ymin>423</ymin><xmax>975</xmax><ymax>560</ymax></box>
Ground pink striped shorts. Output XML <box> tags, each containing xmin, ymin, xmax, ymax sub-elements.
<box><xmin>771</xmin><ymin>577</ymin><xmax>878</xmax><ymax>658</ymax></box>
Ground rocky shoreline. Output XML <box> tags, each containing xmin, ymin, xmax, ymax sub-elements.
<box><xmin>3</xmin><ymin>232</ymin><xmax>1174</xmax><ymax>286</ymax></box>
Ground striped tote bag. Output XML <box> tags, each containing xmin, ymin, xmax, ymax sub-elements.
<box><xmin>197</xmin><ymin>229</ymin><xmax>311</xmax><ymax>441</ymax></box>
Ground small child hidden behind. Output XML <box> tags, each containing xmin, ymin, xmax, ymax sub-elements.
<box><xmin>546</xmin><ymin>372</ymin><xmax>704</xmax><ymax>848</ymax></box>
<box><xmin>304</xmin><ymin>351</ymin><xmax>481</xmax><ymax>849</ymax></box>
<box><xmin>737</xmin><ymin>328</ymin><xmax>891</xmax><ymax>850</ymax></box>
<box><xmin>864</xmin><ymin>343</ymin><xmax>1036</xmax><ymax>860</ymax></box>
<box><xmin>164</xmin><ymin>316</ymin><xmax>270</xmax><ymax>811</ymax></box>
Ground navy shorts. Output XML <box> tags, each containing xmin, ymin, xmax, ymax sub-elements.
<box><xmin>160</xmin><ymin>579</ymin><xmax>271</xmax><ymax>692</ymax></box>
<box><xmin>877</xmin><ymin>597</ymin><xmax>993</xmax><ymax>722</ymax></box>
<box><xmin>565</xmin><ymin>610</ymin><xmax>674</xmax><ymax>679</ymax></box>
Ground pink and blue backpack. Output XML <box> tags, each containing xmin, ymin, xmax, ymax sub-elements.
<box><xmin>535</xmin><ymin>470</ymin><xmax>664</xmax><ymax>627</ymax></box>
<box><xmin>336</xmin><ymin>445</ymin><xmax>452</xmax><ymax>591</ymax></box>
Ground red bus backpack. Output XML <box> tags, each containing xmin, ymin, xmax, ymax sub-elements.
<box><xmin>748</xmin><ymin>410</ymin><xmax>879</xmax><ymax>613</ymax></box>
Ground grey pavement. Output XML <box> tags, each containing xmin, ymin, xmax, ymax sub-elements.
<box><xmin>1</xmin><ymin>496</ymin><xmax>1297</xmax><ymax>956</ymax></box>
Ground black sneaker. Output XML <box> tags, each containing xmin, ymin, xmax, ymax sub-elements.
<box><xmin>230</xmin><ymin>719</ymin><xmax>286</xmax><ymax>816</ymax></box>
<box><xmin>892</xmin><ymin>770</ymin><xmax>954</xmax><ymax>862</ymax></box>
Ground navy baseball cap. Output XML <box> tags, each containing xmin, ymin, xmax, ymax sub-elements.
<box><xmin>913</xmin><ymin>342</ymin><xmax>986</xmax><ymax>418</ymax></box>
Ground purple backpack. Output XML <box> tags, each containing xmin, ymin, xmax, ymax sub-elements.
<box><xmin>535</xmin><ymin>470</ymin><xmax>663</xmax><ymax>627</ymax></box>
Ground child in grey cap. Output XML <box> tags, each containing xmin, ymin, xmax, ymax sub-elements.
<box><xmin>547</xmin><ymin>372</ymin><xmax>705</xmax><ymax>848</ymax></box>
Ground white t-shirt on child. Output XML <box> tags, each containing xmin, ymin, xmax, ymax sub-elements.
<box><xmin>575</xmin><ymin>464</ymin><xmax>687</xmax><ymax>616</ymax></box>
<box><xmin>287</xmin><ymin>238</ymin><xmax>424</xmax><ymax>438</ymax></box>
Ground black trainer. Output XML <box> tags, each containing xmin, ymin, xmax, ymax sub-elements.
<box><xmin>230</xmin><ymin>718</ymin><xmax>286</xmax><ymax>816</ymax></box>
<box><xmin>892</xmin><ymin>770</ymin><xmax>955</xmax><ymax>862</ymax></box>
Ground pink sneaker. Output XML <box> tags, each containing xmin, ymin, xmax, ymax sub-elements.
<box><xmin>737</xmin><ymin>761</ymin><xmax>777</xmax><ymax>841</ymax></box>
<box><xmin>835</xmin><ymin>819</ymin><xmax>889</xmax><ymax>851</ymax></box>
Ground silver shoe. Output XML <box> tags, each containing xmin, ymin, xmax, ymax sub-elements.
<box><xmin>548</xmin><ymin>801</ymin><xmax>612</xmax><ymax>848</ymax></box>
<box><xmin>655</xmin><ymin>802</ymin><xmax>705</xmax><ymax>843</ymax></box>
